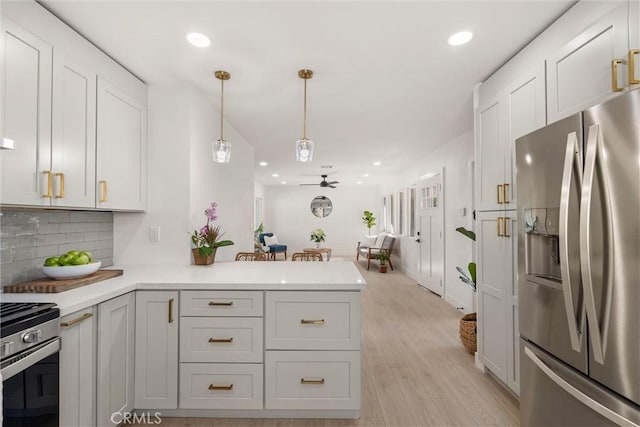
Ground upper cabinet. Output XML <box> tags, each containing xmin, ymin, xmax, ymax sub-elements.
<box><xmin>475</xmin><ymin>63</ymin><xmax>546</xmax><ymax>212</ymax></box>
<box><xmin>96</xmin><ymin>78</ymin><xmax>147</xmax><ymax>211</ymax></box>
<box><xmin>1</xmin><ymin>19</ymin><xmax>52</xmax><ymax>206</ymax></box>
<box><xmin>547</xmin><ymin>3</ymin><xmax>632</xmax><ymax>123</ymax></box>
<box><xmin>631</xmin><ymin>0</ymin><xmax>640</xmax><ymax>91</ymax></box>
<box><xmin>1</xmin><ymin>2</ymin><xmax>147</xmax><ymax>211</ymax></box>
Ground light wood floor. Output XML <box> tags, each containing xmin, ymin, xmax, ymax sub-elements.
<box><xmin>148</xmin><ymin>261</ymin><xmax>520</xmax><ymax>427</ymax></box>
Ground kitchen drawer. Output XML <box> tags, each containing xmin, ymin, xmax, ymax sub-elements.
<box><xmin>181</xmin><ymin>291</ymin><xmax>263</xmax><ymax>317</ymax></box>
<box><xmin>265</xmin><ymin>351</ymin><xmax>360</xmax><ymax>410</ymax></box>
<box><xmin>180</xmin><ymin>317</ymin><xmax>263</xmax><ymax>363</ymax></box>
<box><xmin>179</xmin><ymin>363</ymin><xmax>263</xmax><ymax>410</ymax></box>
<box><xmin>265</xmin><ymin>291</ymin><xmax>360</xmax><ymax>350</ymax></box>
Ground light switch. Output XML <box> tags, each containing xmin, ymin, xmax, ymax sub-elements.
<box><xmin>0</xmin><ymin>138</ymin><xmax>15</xmax><ymax>150</ymax></box>
<box><xmin>149</xmin><ymin>226</ymin><xmax>161</xmax><ymax>242</ymax></box>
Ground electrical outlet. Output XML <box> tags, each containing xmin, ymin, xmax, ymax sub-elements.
<box><xmin>149</xmin><ymin>226</ymin><xmax>161</xmax><ymax>242</ymax></box>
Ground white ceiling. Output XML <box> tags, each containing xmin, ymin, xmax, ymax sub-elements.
<box><xmin>41</xmin><ymin>0</ymin><xmax>574</xmax><ymax>187</ymax></box>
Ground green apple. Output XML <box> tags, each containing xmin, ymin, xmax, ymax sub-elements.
<box><xmin>66</xmin><ymin>250</ymin><xmax>80</xmax><ymax>257</ymax></box>
<box><xmin>79</xmin><ymin>251</ymin><xmax>92</xmax><ymax>261</ymax></box>
<box><xmin>43</xmin><ymin>257</ymin><xmax>60</xmax><ymax>267</ymax></box>
<box><xmin>71</xmin><ymin>254</ymin><xmax>90</xmax><ymax>265</ymax></box>
<box><xmin>58</xmin><ymin>254</ymin><xmax>74</xmax><ymax>266</ymax></box>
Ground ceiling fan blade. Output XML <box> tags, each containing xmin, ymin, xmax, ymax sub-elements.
<box><xmin>327</xmin><ymin>181</ymin><xmax>339</xmax><ymax>185</ymax></box>
<box><xmin>328</xmin><ymin>184</ymin><xmax>336</xmax><ymax>188</ymax></box>
<box><xmin>300</xmin><ymin>183</ymin><xmax>319</xmax><ymax>186</ymax></box>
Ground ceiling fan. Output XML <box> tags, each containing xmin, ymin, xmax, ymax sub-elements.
<box><xmin>300</xmin><ymin>174</ymin><xmax>339</xmax><ymax>189</ymax></box>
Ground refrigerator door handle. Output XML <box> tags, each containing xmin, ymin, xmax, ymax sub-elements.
<box><xmin>559</xmin><ymin>132</ymin><xmax>585</xmax><ymax>352</ymax></box>
<box><xmin>524</xmin><ymin>347</ymin><xmax>638</xmax><ymax>427</ymax></box>
<box><xmin>580</xmin><ymin>124</ymin><xmax>615</xmax><ymax>365</ymax></box>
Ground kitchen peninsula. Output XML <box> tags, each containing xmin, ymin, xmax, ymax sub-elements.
<box><xmin>2</xmin><ymin>261</ymin><xmax>365</xmax><ymax>424</ymax></box>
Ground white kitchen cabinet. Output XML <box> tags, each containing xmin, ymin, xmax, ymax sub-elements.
<box><xmin>59</xmin><ymin>306</ymin><xmax>97</xmax><ymax>427</ymax></box>
<box><xmin>50</xmin><ymin>52</ymin><xmax>96</xmax><ymax>208</ymax></box>
<box><xmin>476</xmin><ymin>212</ymin><xmax>518</xmax><ymax>395</ymax></box>
<box><xmin>547</xmin><ymin>3</ymin><xmax>630</xmax><ymax>123</ymax></box>
<box><xmin>631</xmin><ymin>0</ymin><xmax>640</xmax><ymax>91</ymax></box>
<box><xmin>96</xmin><ymin>77</ymin><xmax>147</xmax><ymax>211</ymax></box>
<box><xmin>97</xmin><ymin>292</ymin><xmax>135</xmax><ymax>426</ymax></box>
<box><xmin>475</xmin><ymin>63</ymin><xmax>546</xmax><ymax>212</ymax></box>
<box><xmin>1</xmin><ymin>18</ymin><xmax>52</xmax><ymax>206</ymax></box>
<box><xmin>135</xmin><ymin>291</ymin><xmax>178</xmax><ymax>410</ymax></box>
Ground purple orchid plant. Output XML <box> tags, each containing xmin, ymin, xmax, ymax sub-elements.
<box><xmin>191</xmin><ymin>202</ymin><xmax>234</xmax><ymax>256</ymax></box>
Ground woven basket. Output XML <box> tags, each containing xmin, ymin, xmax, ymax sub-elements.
<box><xmin>459</xmin><ymin>312</ymin><xmax>477</xmax><ymax>354</ymax></box>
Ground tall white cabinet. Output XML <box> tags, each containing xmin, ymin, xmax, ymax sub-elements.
<box><xmin>135</xmin><ymin>291</ymin><xmax>179</xmax><ymax>409</ymax></box>
<box><xmin>59</xmin><ymin>307</ymin><xmax>97</xmax><ymax>427</ymax></box>
<box><xmin>97</xmin><ymin>292</ymin><xmax>136</xmax><ymax>426</ymax></box>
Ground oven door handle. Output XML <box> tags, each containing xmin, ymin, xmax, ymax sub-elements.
<box><xmin>1</xmin><ymin>338</ymin><xmax>60</xmax><ymax>381</ymax></box>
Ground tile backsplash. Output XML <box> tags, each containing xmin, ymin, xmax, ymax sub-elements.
<box><xmin>0</xmin><ymin>209</ymin><xmax>114</xmax><ymax>287</ymax></box>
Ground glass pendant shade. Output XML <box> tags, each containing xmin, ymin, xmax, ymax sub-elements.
<box><xmin>213</xmin><ymin>138</ymin><xmax>231</xmax><ymax>163</ymax></box>
<box><xmin>295</xmin><ymin>138</ymin><xmax>314</xmax><ymax>162</ymax></box>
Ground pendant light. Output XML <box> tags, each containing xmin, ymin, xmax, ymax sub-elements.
<box><xmin>213</xmin><ymin>70</ymin><xmax>231</xmax><ymax>163</ymax></box>
<box><xmin>296</xmin><ymin>69</ymin><xmax>314</xmax><ymax>162</ymax></box>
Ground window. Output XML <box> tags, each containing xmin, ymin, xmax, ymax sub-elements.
<box><xmin>389</xmin><ymin>194</ymin><xmax>395</xmax><ymax>233</ymax></box>
<box><xmin>409</xmin><ymin>187</ymin><xmax>416</xmax><ymax>237</ymax></box>
<box><xmin>382</xmin><ymin>196</ymin><xmax>388</xmax><ymax>232</ymax></box>
<box><xmin>254</xmin><ymin>197</ymin><xmax>263</xmax><ymax>230</ymax></box>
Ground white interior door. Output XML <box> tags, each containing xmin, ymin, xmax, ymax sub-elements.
<box><xmin>417</xmin><ymin>173</ymin><xmax>444</xmax><ymax>295</ymax></box>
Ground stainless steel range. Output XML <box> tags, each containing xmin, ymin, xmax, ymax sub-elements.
<box><xmin>1</xmin><ymin>302</ymin><xmax>61</xmax><ymax>426</ymax></box>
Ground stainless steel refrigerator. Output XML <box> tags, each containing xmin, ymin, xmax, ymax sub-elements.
<box><xmin>516</xmin><ymin>89</ymin><xmax>640</xmax><ymax>426</ymax></box>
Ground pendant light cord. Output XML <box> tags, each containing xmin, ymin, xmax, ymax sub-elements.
<box><xmin>220</xmin><ymin>79</ymin><xmax>225</xmax><ymax>140</ymax></box>
<box><xmin>303</xmin><ymin>77</ymin><xmax>307</xmax><ymax>140</ymax></box>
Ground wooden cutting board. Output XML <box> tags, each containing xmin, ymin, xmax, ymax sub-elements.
<box><xmin>3</xmin><ymin>269</ymin><xmax>124</xmax><ymax>293</ymax></box>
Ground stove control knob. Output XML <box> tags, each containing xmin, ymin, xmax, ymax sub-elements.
<box><xmin>0</xmin><ymin>342</ymin><xmax>14</xmax><ymax>357</ymax></box>
<box><xmin>22</xmin><ymin>330</ymin><xmax>42</xmax><ymax>344</ymax></box>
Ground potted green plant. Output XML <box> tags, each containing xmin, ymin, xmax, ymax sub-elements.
<box><xmin>310</xmin><ymin>228</ymin><xmax>326</xmax><ymax>248</ymax></box>
<box><xmin>254</xmin><ymin>222</ymin><xmax>265</xmax><ymax>252</ymax></box>
<box><xmin>376</xmin><ymin>250</ymin><xmax>389</xmax><ymax>273</ymax></box>
<box><xmin>362</xmin><ymin>210</ymin><xmax>376</xmax><ymax>235</ymax></box>
<box><xmin>455</xmin><ymin>226</ymin><xmax>477</xmax><ymax>354</ymax></box>
<box><xmin>191</xmin><ymin>201</ymin><xmax>234</xmax><ymax>265</ymax></box>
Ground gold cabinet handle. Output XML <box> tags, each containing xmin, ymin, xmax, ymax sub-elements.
<box><xmin>630</xmin><ymin>49</ymin><xmax>640</xmax><ymax>84</ymax></box>
<box><xmin>54</xmin><ymin>173</ymin><xmax>65</xmax><ymax>198</ymax></box>
<box><xmin>99</xmin><ymin>180</ymin><xmax>107</xmax><ymax>202</ymax></box>
<box><xmin>611</xmin><ymin>59</ymin><xmax>624</xmax><ymax>92</ymax></box>
<box><xmin>42</xmin><ymin>171</ymin><xmax>53</xmax><ymax>198</ymax></box>
<box><xmin>168</xmin><ymin>298</ymin><xmax>174</xmax><ymax>323</ymax></box>
<box><xmin>301</xmin><ymin>319</ymin><xmax>325</xmax><ymax>324</ymax></box>
<box><xmin>503</xmin><ymin>183</ymin><xmax>509</xmax><ymax>204</ymax></box>
<box><xmin>209</xmin><ymin>301</ymin><xmax>233</xmax><ymax>306</ymax></box>
<box><xmin>61</xmin><ymin>312</ymin><xmax>93</xmax><ymax>328</ymax></box>
<box><xmin>209</xmin><ymin>384</ymin><xmax>233</xmax><ymax>391</ymax></box>
<box><xmin>497</xmin><ymin>217</ymin><xmax>503</xmax><ymax>237</ymax></box>
<box><xmin>496</xmin><ymin>184</ymin><xmax>503</xmax><ymax>204</ymax></box>
<box><xmin>208</xmin><ymin>337</ymin><xmax>233</xmax><ymax>343</ymax></box>
<box><xmin>504</xmin><ymin>217</ymin><xmax>511</xmax><ymax>238</ymax></box>
<box><xmin>301</xmin><ymin>378</ymin><xmax>325</xmax><ymax>385</ymax></box>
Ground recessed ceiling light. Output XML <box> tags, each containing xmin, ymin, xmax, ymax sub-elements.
<box><xmin>448</xmin><ymin>31</ymin><xmax>473</xmax><ymax>46</ymax></box>
<box><xmin>356</xmin><ymin>181</ymin><xmax>363</xmax><ymax>185</ymax></box>
<box><xmin>281</xmin><ymin>181</ymin><xmax>287</xmax><ymax>185</ymax></box>
<box><xmin>363</xmin><ymin>173</ymin><xmax>370</xmax><ymax>177</ymax></box>
<box><xmin>186</xmin><ymin>32</ymin><xmax>210</xmax><ymax>48</ymax></box>
<box><xmin>259</xmin><ymin>161</ymin><xmax>268</xmax><ymax>166</ymax></box>
<box><xmin>272</xmin><ymin>173</ymin><xmax>279</xmax><ymax>177</ymax></box>
<box><xmin>373</xmin><ymin>161</ymin><xmax>382</xmax><ymax>166</ymax></box>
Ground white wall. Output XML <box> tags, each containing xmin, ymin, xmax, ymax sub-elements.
<box><xmin>114</xmin><ymin>83</ymin><xmax>255</xmax><ymax>265</ymax></box>
<box><xmin>263</xmin><ymin>185</ymin><xmax>380</xmax><ymax>257</ymax></box>
<box><xmin>379</xmin><ymin>131</ymin><xmax>475</xmax><ymax>312</ymax></box>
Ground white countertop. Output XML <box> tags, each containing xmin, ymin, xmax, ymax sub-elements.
<box><xmin>0</xmin><ymin>261</ymin><xmax>367</xmax><ymax>316</ymax></box>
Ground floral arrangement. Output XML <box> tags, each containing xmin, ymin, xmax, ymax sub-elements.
<box><xmin>310</xmin><ymin>228</ymin><xmax>326</xmax><ymax>243</ymax></box>
<box><xmin>191</xmin><ymin>202</ymin><xmax>234</xmax><ymax>256</ymax></box>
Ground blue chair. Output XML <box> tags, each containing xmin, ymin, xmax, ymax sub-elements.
<box><xmin>259</xmin><ymin>233</ymin><xmax>288</xmax><ymax>260</ymax></box>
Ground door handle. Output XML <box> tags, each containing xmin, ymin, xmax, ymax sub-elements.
<box><xmin>628</xmin><ymin>49</ymin><xmax>639</xmax><ymax>85</ymax></box>
<box><xmin>503</xmin><ymin>183</ymin><xmax>509</xmax><ymax>204</ymax></box>
<box><xmin>580</xmin><ymin>125</ymin><xmax>614</xmax><ymax>365</ymax></box>
<box><xmin>496</xmin><ymin>184</ymin><xmax>504</xmax><ymax>204</ymax></box>
<box><xmin>559</xmin><ymin>132</ymin><xmax>585</xmax><ymax>352</ymax></box>
<box><xmin>496</xmin><ymin>217</ymin><xmax>503</xmax><ymax>237</ymax></box>
<box><xmin>503</xmin><ymin>217</ymin><xmax>510</xmax><ymax>238</ymax></box>
<box><xmin>415</xmin><ymin>239</ymin><xmax>421</xmax><ymax>243</ymax></box>
<box><xmin>611</xmin><ymin>59</ymin><xmax>624</xmax><ymax>92</ymax></box>
<box><xmin>42</xmin><ymin>171</ymin><xmax>53</xmax><ymax>198</ymax></box>
<box><xmin>168</xmin><ymin>298</ymin><xmax>174</xmax><ymax>323</ymax></box>
<box><xmin>99</xmin><ymin>180</ymin><xmax>107</xmax><ymax>202</ymax></box>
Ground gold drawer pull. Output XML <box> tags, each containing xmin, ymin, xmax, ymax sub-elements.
<box><xmin>301</xmin><ymin>319</ymin><xmax>325</xmax><ymax>325</ymax></box>
<box><xmin>61</xmin><ymin>313</ymin><xmax>93</xmax><ymax>328</ymax></box>
<box><xmin>209</xmin><ymin>384</ymin><xmax>233</xmax><ymax>391</ymax></box>
<box><xmin>504</xmin><ymin>217</ymin><xmax>511</xmax><ymax>238</ymax></box>
<box><xmin>630</xmin><ymin>49</ymin><xmax>640</xmax><ymax>84</ymax></box>
<box><xmin>611</xmin><ymin>59</ymin><xmax>624</xmax><ymax>92</ymax></box>
<box><xmin>496</xmin><ymin>184</ymin><xmax>503</xmax><ymax>204</ymax></box>
<box><xmin>209</xmin><ymin>337</ymin><xmax>233</xmax><ymax>343</ymax></box>
<box><xmin>503</xmin><ymin>183</ymin><xmax>509</xmax><ymax>204</ymax></box>
<box><xmin>54</xmin><ymin>173</ymin><xmax>65</xmax><ymax>198</ymax></box>
<box><xmin>209</xmin><ymin>301</ymin><xmax>233</xmax><ymax>306</ymax></box>
<box><xmin>168</xmin><ymin>298</ymin><xmax>174</xmax><ymax>323</ymax></box>
<box><xmin>301</xmin><ymin>378</ymin><xmax>325</xmax><ymax>385</ymax></box>
<box><xmin>497</xmin><ymin>217</ymin><xmax>503</xmax><ymax>237</ymax></box>
<box><xmin>99</xmin><ymin>180</ymin><xmax>107</xmax><ymax>202</ymax></box>
<box><xmin>42</xmin><ymin>171</ymin><xmax>53</xmax><ymax>198</ymax></box>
